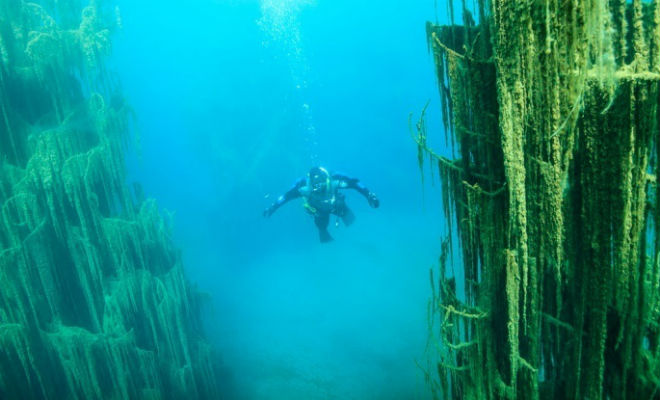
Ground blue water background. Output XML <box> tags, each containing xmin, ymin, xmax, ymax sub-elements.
<box><xmin>114</xmin><ymin>0</ymin><xmax>450</xmax><ymax>398</ymax></box>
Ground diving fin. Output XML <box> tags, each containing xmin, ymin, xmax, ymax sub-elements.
<box><xmin>341</xmin><ymin>207</ymin><xmax>355</xmax><ymax>226</ymax></box>
<box><xmin>319</xmin><ymin>229</ymin><xmax>334</xmax><ymax>243</ymax></box>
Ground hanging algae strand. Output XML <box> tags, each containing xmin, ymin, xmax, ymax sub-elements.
<box><xmin>0</xmin><ymin>1</ymin><xmax>222</xmax><ymax>398</ymax></box>
<box><xmin>418</xmin><ymin>0</ymin><xmax>660</xmax><ymax>399</ymax></box>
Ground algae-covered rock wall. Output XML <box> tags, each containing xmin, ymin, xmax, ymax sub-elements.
<box><xmin>0</xmin><ymin>1</ymin><xmax>221</xmax><ymax>398</ymax></box>
<box><xmin>419</xmin><ymin>1</ymin><xmax>660</xmax><ymax>399</ymax></box>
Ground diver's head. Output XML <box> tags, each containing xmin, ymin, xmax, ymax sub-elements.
<box><xmin>308</xmin><ymin>166</ymin><xmax>330</xmax><ymax>193</ymax></box>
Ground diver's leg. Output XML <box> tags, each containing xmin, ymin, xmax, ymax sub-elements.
<box><xmin>314</xmin><ymin>213</ymin><xmax>333</xmax><ymax>243</ymax></box>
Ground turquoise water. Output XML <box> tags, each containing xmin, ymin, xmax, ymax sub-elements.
<box><xmin>114</xmin><ymin>0</ymin><xmax>446</xmax><ymax>398</ymax></box>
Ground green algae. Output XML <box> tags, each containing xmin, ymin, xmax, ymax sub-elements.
<box><xmin>419</xmin><ymin>1</ymin><xmax>660</xmax><ymax>399</ymax></box>
<box><xmin>0</xmin><ymin>1</ymin><xmax>222</xmax><ymax>398</ymax></box>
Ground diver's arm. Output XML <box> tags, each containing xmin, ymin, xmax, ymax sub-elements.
<box><xmin>333</xmin><ymin>173</ymin><xmax>380</xmax><ymax>208</ymax></box>
<box><xmin>263</xmin><ymin>178</ymin><xmax>305</xmax><ymax>217</ymax></box>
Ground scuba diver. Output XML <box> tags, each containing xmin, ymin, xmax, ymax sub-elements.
<box><xmin>263</xmin><ymin>167</ymin><xmax>380</xmax><ymax>243</ymax></box>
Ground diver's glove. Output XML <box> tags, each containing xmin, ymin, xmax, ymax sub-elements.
<box><xmin>367</xmin><ymin>192</ymin><xmax>380</xmax><ymax>208</ymax></box>
<box><xmin>263</xmin><ymin>205</ymin><xmax>275</xmax><ymax>217</ymax></box>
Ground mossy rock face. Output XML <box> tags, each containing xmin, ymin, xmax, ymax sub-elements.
<box><xmin>420</xmin><ymin>1</ymin><xmax>660</xmax><ymax>399</ymax></box>
<box><xmin>0</xmin><ymin>1</ymin><xmax>222</xmax><ymax>399</ymax></box>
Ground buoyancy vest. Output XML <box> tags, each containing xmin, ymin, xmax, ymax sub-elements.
<box><xmin>299</xmin><ymin>174</ymin><xmax>339</xmax><ymax>215</ymax></box>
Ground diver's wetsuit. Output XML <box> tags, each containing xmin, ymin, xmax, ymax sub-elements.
<box><xmin>264</xmin><ymin>172</ymin><xmax>379</xmax><ymax>242</ymax></box>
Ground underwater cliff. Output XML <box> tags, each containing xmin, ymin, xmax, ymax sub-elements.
<box><xmin>0</xmin><ymin>1</ymin><xmax>221</xmax><ymax>398</ymax></box>
<box><xmin>420</xmin><ymin>0</ymin><xmax>660</xmax><ymax>399</ymax></box>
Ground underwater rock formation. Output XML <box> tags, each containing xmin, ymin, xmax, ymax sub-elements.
<box><xmin>0</xmin><ymin>1</ymin><xmax>222</xmax><ymax>398</ymax></box>
<box><xmin>419</xmin><ymin>1</ymin><xmax>660</xmax><ymax>399</ymax></box>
